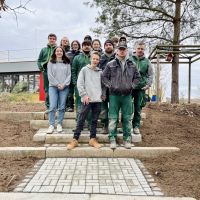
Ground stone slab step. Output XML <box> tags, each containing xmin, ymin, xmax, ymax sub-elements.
<box><xmin>46</xmin><ymin>146</ymin><xmax>180</xmax><ymax>158</ymax></box>
<box><xmin>0</xmin><ymin>193</ymin><xmax>196</xmax><ymax>200</ymax></box>
<box><xmin>0</xmin><ymin>147</ymin><xmax>46</xmax><ymax>159</ymax></box>
<box><xmin>0</xmin><ymin>112</ymin><xmax>45</xmax><ymax>121</ymax></box>
<box><xmin>0</xmin><ymin>111</ymin><xmax>146</xmax><ymax>122</ymax></box>
<box><xmin>0</xmin><ymin>146</ymin><xmax>179</xmax><ymax>159</ymax></box>
<box><xmin>0</xmin><ymin>112</ymin><xmax>146</xmax><ymax>122</ymax></box>
<box><xmin>30</xmin><ymin>120</ymin><xmax>138</xmax><ymax>130</ymax></box>
<box><xmin>33</xmin><ymin>129</ymin><xmax>142</xmax><ymax>144</ymax></box>
<box><xmin>30</xmin><ymin>119</ymin><xmax>77</xmax><ymax>130</ymax></box>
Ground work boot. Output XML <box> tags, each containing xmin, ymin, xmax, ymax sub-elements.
<box><xmin>57</xmin><ymin>124</ymin><xmax>62</xmax><ymax>133</ymax></box>
<box><xmin>89</xmin><ymin>138</ymin><xmax>102</xmax><ymax>149</ymax></box>
<box><xmin>110</xmin><ymin>138</ymin><xmax>117</xmax><ymax>149</ymax></box>
<box><xmin>47</xmin><ymin>125</ymin><xmax>54</xmax><ymax>134</ymax></box>
<box><xmin>133</xmin><ymin>127</ymin><xmax>140</xmax><ymax>134</ymax></box>
<box><xmin>123</xmin><ymin>140</ymin><xmax>132</xmax><ymax>149</ymax></box>
<box><xmin>67</xmin><ymin>139</ymin><xmax>78</xmax><ymax>150</ymax></box>
<box><xmin>100</xmin><ymin>125</ymin><xmax>108</xmax><ymax>134</ymax></box>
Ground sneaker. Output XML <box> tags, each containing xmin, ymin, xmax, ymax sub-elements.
<box><xmin>67</xmin><ymin>107</ymin><xmax>74</xmax><ymax>112</ymax></box>
<box><xmin>123</xmin><ymin>140</ymin><xmax>132</xmax><ymax>149</ymax></box>
<box><xmin>44</xmin><ymin>109</ymin><xmax>49</xmax><ymax>114</ymax></box>
<box><xmin>57</xmin><ymin>124</ymin><xmax>63</xmax><ymax>133</ymax></box>
<box><xmin>133</xmin><ymin>127</ymin><xmax>140</xmax><ymax>134</ymax></box>
<box><xmin>67</xmin><ymin>139</ymin><xmax>78</xmax><ymax>150</ymax></box>
<box><xmin>110</xmin><ymin>138</ymin><xmax>117</xmax><ymax>149</ymax></box>
<box><xmin>89</xmin><ymin>138</ymin><xmax>102</xmax><ymax>149</ymax></box>
<box><xmin>47</xmin><ymin>125</ymin><xmax>54</xmax><ymax>134</ymax></box>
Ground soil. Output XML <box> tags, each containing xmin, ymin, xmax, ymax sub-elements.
<box><xmin>140</xmin><ymin>103</ymin><xmax>200</xmax><ymax>199</ymax></box>
<box><xmin>0</xmin><ymin>102</ymin><xmax>44</xmax><ymax>192</ymax></box>
<box><xmin>0</xmin><ymin>157</ymin><xmax>37</xmax><ymax>192</ymax></box>
<box><xmin>0</xmin><ymin>120</ymin><xmax>43</xmax><ymax>147</ymax></box>
<box><xmin>0</xmin><ymin>102</ymin><xmax>199</xmax><ymax>199</ymax></box>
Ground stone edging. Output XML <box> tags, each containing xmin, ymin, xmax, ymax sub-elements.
<box><xmin>0</xmin><ymin>193</ymin><xmax>196</xmax><ymax>200</ymax></box>
<box><xmin>0</xmin><ymin>146</ymin><xmax>180</xmax><ymax>159</ymax></box>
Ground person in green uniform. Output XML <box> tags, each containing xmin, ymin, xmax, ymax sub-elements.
<box><xmin>99</xmin><ymin>39</ymin><xmax>115</xmax><ymax>134</ymax></box>
<box><xmin>131</xmin><ymin>41</ymin><xmax>153</xmax><ymax>135</ymax></box>
<box><xmin>102</xmin><ymin>42</ymin><xmax>140</xmax><ymax>149</ymax></box>
<box><xmin>37</xmin><ymin>33</ymin><xmax>57</xmax><ymax>112</ymax></box>
<box><xmin>71</xmin><ymin>40</ymin><xmax>92</xmax><ymax>121</ymax></box>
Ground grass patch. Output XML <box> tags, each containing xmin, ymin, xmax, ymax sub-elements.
<box><xmin>0</xmin><ymin>92</ymin><xmax>41</xmax><ymax>103</ymax></box>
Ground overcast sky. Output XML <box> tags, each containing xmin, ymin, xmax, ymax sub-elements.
<box><xmin>0</xmin><ymin>0</ymin><xmax>199</xmax><ymax>98</ymax></box>
<box><xmin>0</xmin><ymin>0</ymin><xmax>100</xmax><ymax>51</ymax></box>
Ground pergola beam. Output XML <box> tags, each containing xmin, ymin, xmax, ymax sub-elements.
<box><xmin>148</xmin><ymin>44</ymin><xmax>200</xmax><ymax>104</ymax></box>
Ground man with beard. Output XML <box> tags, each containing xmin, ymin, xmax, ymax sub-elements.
<box><xmin>72</xmin><ymin>40</ymin><xmax>92</xmax><ymax>122</ymax></box>
<box><xmin>66</xmin><ymin>40</ymin><xmax>81</xmax><ymax>112</ymax></box>
<box><xmin>131</xmin><ymin>41</ymin><xmax>153</xmax><ymax>135</ymax></box>
<box><xmin>37</xmin><ymin>33</ymin><xmax>57</xmax><ymax>113</ymax></box>
<box><xmin>99</xmin><ymin>39</ymin><xmax>115</xmax><ymax>134</ymax></box>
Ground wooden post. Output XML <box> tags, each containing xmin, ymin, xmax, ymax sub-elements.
<box><xmin>33</xmin><ymin>73</ymin><xmax>36</xmax><ymax>90</ymax></box>
<box><xmin>27</xmin><ymin>74</ymin><xmax>30</xmax><ymax>91</ymax></box>
<box><xmin>156</xmin><ymin>53</ymin><xmax>160</xmax><ymax>103</ymax></box>
<box><xmin>2</xmin><ymin>76</ymin><xmax>4</xmax><ymax>92</ymax></box>
<box><xmin>188</xmin><ymin>57</ymin><xmax>191</xmax><ymax>104</ymax></box>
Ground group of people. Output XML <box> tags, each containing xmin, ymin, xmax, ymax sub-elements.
<box><xmin>37</xmin><ymin>33</ymin><xmax>153</xmax><ymax>150</ymax></box>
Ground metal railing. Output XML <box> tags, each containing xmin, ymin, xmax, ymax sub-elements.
<box><xmin>0</xmin><ymin>48</ymin><xmax>42</xmax><ymax>62</ymax></box>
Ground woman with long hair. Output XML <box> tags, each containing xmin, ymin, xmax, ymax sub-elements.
<box><xmin>47</xmin><ymin>46</ymin><xmax>71</xmax><ymax>134</ymax></box>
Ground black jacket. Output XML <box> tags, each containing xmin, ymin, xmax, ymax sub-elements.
<box><xmin>66</xmin><ymin>50</ymin><xmax>81</xmax><ymax>65</ymax></box>
<box><xmin>102</xmin><ymin>57</ymin><xmax>140</xmax><ymax>96</ymax></box>
<box><xmin>99</xmin><ymin>53</ymin><xmax>115</xmax><ymax>70</ymax></box>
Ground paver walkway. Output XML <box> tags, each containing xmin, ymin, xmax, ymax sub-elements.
<box><xmin>15</xmin><ymin>158</ymin><xmax>163</xmax><ymax>196</ymax></box>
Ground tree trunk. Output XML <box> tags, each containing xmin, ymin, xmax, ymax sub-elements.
<box><xmin>171</xmin><ymin>0</ymin><xmax>181</xmax><ymax>104</ymax></box>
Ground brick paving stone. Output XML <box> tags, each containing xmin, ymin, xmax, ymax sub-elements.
<box><xmin>18</xmin><ymin>158</ymin><xmax>162</xmax><ymax>196</ymax></box>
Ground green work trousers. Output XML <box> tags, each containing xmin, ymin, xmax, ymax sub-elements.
<box><xmin>132</xmin><ymin>89</ymin><xmax>145</xmax><ymax>128</ymax></box>
<box><xmin>108</xmin><ymin>95</ymin><xmax>133</xmax><ymax>141</ymax></box>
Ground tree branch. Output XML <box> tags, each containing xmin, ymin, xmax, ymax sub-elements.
<box><xmin>116</xmin><ymin>0</ymin><xmax>174</xmax><ymax>19</ymax></box>
<box><xmin>119</xmin><ymin>30</ymin><xmax>173</xmax><ymax>43</ymax></box>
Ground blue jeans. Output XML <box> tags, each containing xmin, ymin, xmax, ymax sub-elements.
<box><xmin>48</xmin><ymin>86</ymin><xmax>69</xmax><ymax>126</ymax></box>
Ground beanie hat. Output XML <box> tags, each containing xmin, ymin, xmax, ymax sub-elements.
<box><xmin>104</xmin><ymin>39</ymin><xmax>114</xmax><ymax>47</ymax></box>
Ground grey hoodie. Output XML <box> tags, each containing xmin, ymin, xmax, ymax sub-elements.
<box><xmin>77</xmin><ymin>64</ymin><xmax>102</xmax><ymax>103</ymax></box>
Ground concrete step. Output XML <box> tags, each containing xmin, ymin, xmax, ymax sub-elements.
<box><xmin>46</xmin><ymin>145</ymin><xmax>180</xmax><ymax>158</ymax></box>
<box><xmin>0</xmin><ymin>146</ymin><xmax>179</xmax><ymax>159</ymax></box>
<box><xmin>44</xmin><ymin>112</ymin><xmax>147</xmax><ymax>120</ymax></box>
<box><xmin>0</xmin><ymin>111</ymin><xmax>146</xmax><ymax>121</ymax></box>
<box><xmin>33</xmin><ymin>129</ymin><xmax>142</xmax><ymax>143</ymax></box>
<box><xmin>30</xmin><ymin>120</ymin><xmax>144</xmax><ymax>130</ymax></box>
<box><xmin>0</xmin><ymin>193</ymin><xmax>196</xmax><ymax>200</ymax></box>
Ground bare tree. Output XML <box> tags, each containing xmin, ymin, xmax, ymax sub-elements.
<box><xmin>0</xmin><ymin>0</ymin><xmax>32</xmax><ymax>21</ymax></box>
<box><xmin>86</xmin><ymin>0</ymin><xmax>200</xmax><ymax>103</ymax></box>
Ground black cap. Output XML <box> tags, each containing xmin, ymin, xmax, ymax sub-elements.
<box><xmin>82</xmin><ymin>40</ymin><xmax>92</xmax><ymax>47</ymax></box>
<box><xmin>117</xmin><ymin>42</ymin><xmax>128</xmax><ymax>49</ymax></box>
<box><xmin>104</xmin><ymin>39</ymin><xmax>114</xmax><ymax>47</ymax></box>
